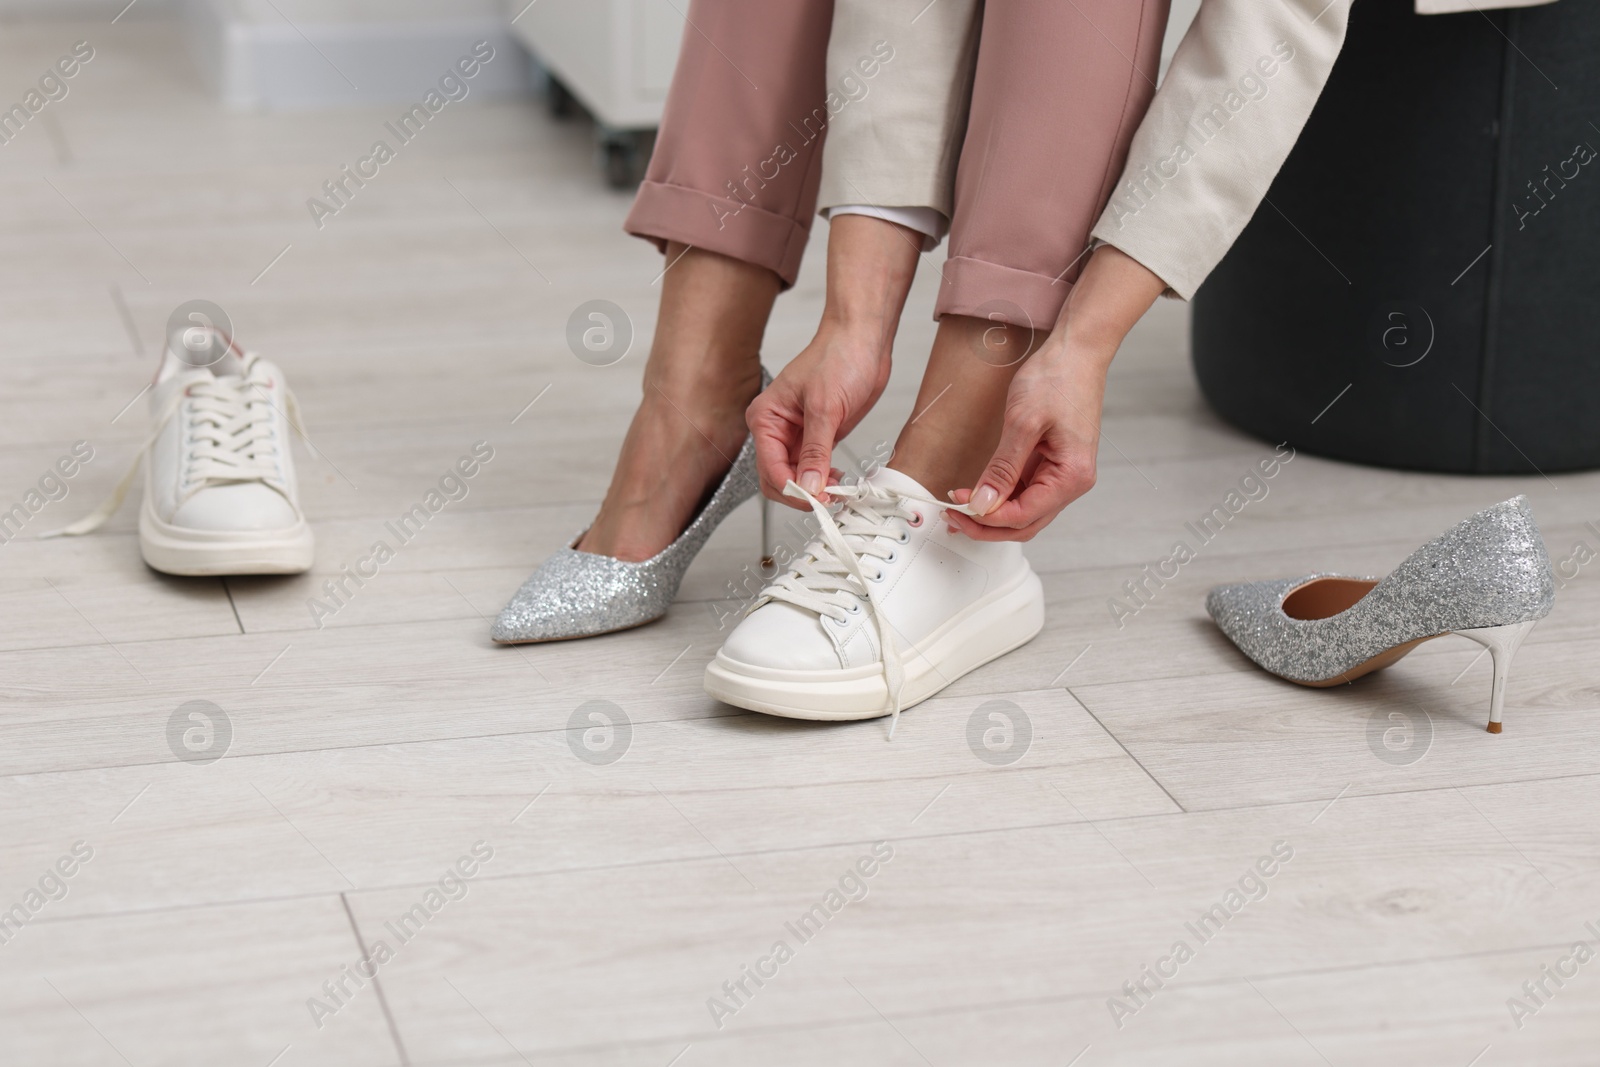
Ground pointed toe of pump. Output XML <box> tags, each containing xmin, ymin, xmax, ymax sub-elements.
<box><xmin>492</xmin><ymin>551</ymin><xmax>669</xmax><ymax>644</ymax></box>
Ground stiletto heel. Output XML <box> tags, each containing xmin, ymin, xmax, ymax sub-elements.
<box><xmin>1453</xmin><ymin>619</ymin><xmax>1537</xmax><ymax>733</ymax></box>
<box><xmin>760</xmin><ymin>496</ymin><xmax>782</xmax><ymax>571</ymax></box>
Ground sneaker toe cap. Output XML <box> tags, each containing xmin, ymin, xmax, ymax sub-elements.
<box><xmin>170</xmin><ymin>483</ymin><xmax>299</xmax><ymax>531</ymax></box>
<box><xmin>719</xmin><ymin>601</ymin><xmax>844</xmax><ymax>671</ymax></box>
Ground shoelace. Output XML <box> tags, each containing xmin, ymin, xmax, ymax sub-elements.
<box><xmin>44</xmin><ymin>354</ymin><xmax>305</xmax><ymax>538</ymax></box>
<box><xmin>764</xmin><ymin>479</ymin><xmax>979</xmax><ymax>739</ymax></box>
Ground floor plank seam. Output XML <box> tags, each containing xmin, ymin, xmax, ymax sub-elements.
<box><xmin>220</xmin><ymin>576</ymin><xmax>246</xmax><ymax>635</ymax></box>
<box><xmin>14</xmin><ymin>582</ymin><xmax>1588</xmax><ymax>651</ymax></box>
<box><xmin>5</xmin><ymin>702</ymin><xmax>1598</xmax><ymax>792</ymax></box>
<box><xmin>341</xmin><ymin>890</ymin><xmax>412</xmax><ymax>1066</ymax></box>
<box><xmin>377</xmin><ymin>934</ymin><xmax>1597</xmax><ymax>1064</ymax></box>
<box><xmin>14</xmin><ymin>764</ymin><xmax>1600</xmax><ymax>928</ymax></box>
<box><xmin>1066</xmin><ymin>686</ymin><xmax>1189</xmax><ymax>814</ymax></box>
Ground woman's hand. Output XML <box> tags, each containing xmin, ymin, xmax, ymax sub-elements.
<box><xmin>747</xmin><ymin>213</ymin><xmax>922</xmax><ymax>508</ymax></box>
<box><xmin>945</xmin><ymin>339</ymin><xmax>1108</xmax><ymax>540</ymax></box>
<box><xmin>749</xmin><ymin>327</ymin><xmax>891</xmax><ymax>506</ymax></box>
<box><xmin>948</xmin><ymin>244</ymin><xmax>1167</xmax><ymax>541</ymax></box>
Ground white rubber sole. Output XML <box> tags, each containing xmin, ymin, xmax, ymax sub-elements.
<box><xmin>140</xmin><ymin>501</ymin><xmax>314</xmax><ymax>576</ymax></box>
<box><xmin>703</xmin><ymin>569</ymin><xmax>1046</xmax><ymax>721</ymax></box>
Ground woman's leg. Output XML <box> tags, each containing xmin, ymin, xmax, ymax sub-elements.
<box><xmin>578</xmin><ymin>245</ymin><xmax>777</xmax><ymax>560</ymax></box>
<box><xmin>584</xmin><ymin>0</ymin><xmax>834</xmax><ymax>561</ymax></box>
<box><xmin>888</xmin><ymin>317</ymin><xmax>1044</xmax><ymax>502</ymax></box>
<box><xmin>890</xmin><ymin>0</ymin><xmax>1168</xmax><ymax>499</ymax></box>
<box><xmin>745</xmin><ymin>0</ymin><xmax>982</xmax><ymax>508</ymax></box>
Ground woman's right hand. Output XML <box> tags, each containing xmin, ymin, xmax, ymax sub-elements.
<box><xmin>747</xmin><ymin>213</ymin><xmax>923</xmax><ymax>508</ymax></box>
<box><xmin>748</xmin><ymin>326</ymin><xmax>891</xmax><ymax>508</ymax></box>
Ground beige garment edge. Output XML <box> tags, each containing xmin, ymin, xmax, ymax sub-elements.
<box><xmin>1088</xmin><ymin>0</ymin><xmax>1349</xmax><ymax>299</ymax></box>
<box><xmin>821</xmin><ymin>0</ymin><xmax>1558</xmax><ymax>301</ymax></box>
<box><xmin>814</xmin><ymin>0</ymin><xmax>981</xmax><ymax>221</ymax></box>
<box><xmin>1417</xmin><ymin>0</ymin><xmax>1554</xmax><ymax>12</ymax></box>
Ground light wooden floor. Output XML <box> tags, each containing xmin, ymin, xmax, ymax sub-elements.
<box><xmin>3</xmin><ymin>21</ymin><xmax>1599</xmax><ymax>1067</ymax></box>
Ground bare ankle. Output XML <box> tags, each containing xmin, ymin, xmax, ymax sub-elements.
<box><xmin>889</xmin><ymin>423</ymin><xmax>993</xmax><ymax>503</ymax></box>
<box><xmin>643</xmin><ymin>351</ymin><xmax>761</xmax><ymax>414</ymax></box>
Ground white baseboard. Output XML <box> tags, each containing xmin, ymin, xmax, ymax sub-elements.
<box><xmin>185</xmin><ymin>0</ymin><xmax>530</xmax><ymax>110</ymax></box>
<box><xmin>0</xmin><ymin>0</ymin><xmax>180</xmax><ymax>17</ymax></box>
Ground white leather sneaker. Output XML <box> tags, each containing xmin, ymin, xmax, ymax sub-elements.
<box><xmin>51</xmin><ymin>332</ymin><xmax>314</xmax><ymax>575</ymax></box>
<box><xmin>704</xmin><ymin>467</ymin><xmax>1045</xmax><ymax>735</ymax></box>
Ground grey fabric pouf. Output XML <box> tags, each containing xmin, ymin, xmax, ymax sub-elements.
<box><xmin>1191</xmin><ymin>0</ymin><xmax>1599</xmax><ymax>473</ymax></box>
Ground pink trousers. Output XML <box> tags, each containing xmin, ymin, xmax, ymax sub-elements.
<box><xmin>624</xmin><ymin>0</ymin><xmax>1168</xmax><ymax>329</ymax></box>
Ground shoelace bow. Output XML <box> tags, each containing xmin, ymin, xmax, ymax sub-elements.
<box><xmin>44</xmin><ymin>354</ymin><xmax>305</xmax><ymax>538</ymax></box>
<box><xmin>764</xmin><ymin>479</ymin><xmax>979</xmax><ymax>739</ymax></box>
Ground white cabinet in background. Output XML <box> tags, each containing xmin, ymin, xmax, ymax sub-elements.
<box><xmin>508</xmin><ymin>0</ymin><xmax>686</xmax><ymax>184</ymax></box>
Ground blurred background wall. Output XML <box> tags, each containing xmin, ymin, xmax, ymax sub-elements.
<box><xmin>0</xmin><ymin>0</ymin><xmax>1204</xmax><ymax>110</ymax></box>
<box><xmin>0</xmin><ymin>0</ymin><xmax>1204</xmax><ymax>183</ymax></box>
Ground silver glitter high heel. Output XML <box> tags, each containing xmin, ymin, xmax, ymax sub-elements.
<box><xmin>492</xmin><ymin>370</ymin><xmax>777</xmax><ymax>644</ymax></box>
<box><xmin>1205</xmin><ymin>496</ymin><xmax>1555</xmax><ymax>733</ymax></box>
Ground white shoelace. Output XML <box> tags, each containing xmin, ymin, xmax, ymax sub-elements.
<box><xmin>765</xmin><ymin>478</ymin><xmax>979</xmax><ymax>739</ymax></box>
<box><xmin>44</xmin><ymin>354</ymin><xmax>305</xmax><ymax>538</ymax></box>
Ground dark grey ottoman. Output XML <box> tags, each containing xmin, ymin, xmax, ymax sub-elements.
<box><xmin>1191</xmin><ymin>0</ymin><xmax>1599</xmax><ymax>473</ymax></box>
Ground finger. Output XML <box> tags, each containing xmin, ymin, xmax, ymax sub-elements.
<box><xmin>747</xmin><ymin>397</ymin><xmax>808</xmax><ymax>509</ymax></box>
<box><xmin>968</xmin><ymin>415</ymin><xmax>1043</xmax><ymax>517</ymax></box>
<box><xmin>947</xmin><ymin>509</ymin><xmax>1050</xmax><ymax>542</ymax></box>
<box><xmin>795</xmin><ymin>401</ymin><xmax>842</xmax><ymax>499</ymax></box>
<box><xmin>966</xmin><ymin>480</ymin><xmax>1057</xmax><ymax>529</ymax></box>
<box><xmin>941</xmin><ymin>488</ymin><xmax>970</xmax><ymax>533</ymax></box>
<box><xmin>972</xmin><ymin>444</ymin><xmax>1094</xmax><ymax>529</ymax></box>
<box><xmin>748</xmin><ymin>406</ymin><xmax>795</xmax><ymax>492</ymax></box>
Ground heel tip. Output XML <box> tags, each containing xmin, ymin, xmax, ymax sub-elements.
<box><xmin>1486</xmin><ymin>721</ymin><xmax>1503</xmax><ymax>734</ymax></box>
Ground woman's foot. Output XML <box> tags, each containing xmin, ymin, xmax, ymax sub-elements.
<box><xmin>704</xmin><ymin>316</ymin><xmax>1051</xmax><ymax>730</ymax></box>
<box><xmin>703</xmin><ymin>465</ymin><xmax>1044</xmax><ymax>734</ymax></box>
<box><xmin>493</xmin><ymin>245</ymin><xmax>779</xmax><ymax>644</ymax></box>
<box><xmin>573</xmin><ymin>242</ymin><xmax>779</xmax><ymax>562</ymax></box>
<box><xmin>576</xmin><ymin>363</ymin><xmax>762</xmax><ymax>561</ymax></box>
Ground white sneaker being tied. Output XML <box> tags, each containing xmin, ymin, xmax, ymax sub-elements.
<box><xmin>703</xmin><ymin>466</ymin><xmax>1045</xmax><ymax>737</ymax></box>
<box><xmin>49</xmin><ymin>331</ymin><xmax>315</xmax><ymax>576</ymax></box>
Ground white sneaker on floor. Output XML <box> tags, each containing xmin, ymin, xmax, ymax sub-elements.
<box><xmin>51</xmin><ymin>331</ymin><xmax>314</xmax><ymax>576</ymax></box>
<box><xmin>703</xmin><ymin>467</ymin><xmax>1045</xmax><ymax>736</ymax></box>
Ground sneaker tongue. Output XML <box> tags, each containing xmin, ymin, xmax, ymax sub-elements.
<box><xmin>861</xmin><ymin>465</ymin><xmax>935</xmax><ymax>500</ymax></box>
<box><xmin>165</xmin><ymin>326</ymin><xmax>245</xmax><ymax>377</ymax></box>
<box><xmin>208</xmin><ymin>350</ymin><xmax>248</xmax><ymax>377</ymax></box>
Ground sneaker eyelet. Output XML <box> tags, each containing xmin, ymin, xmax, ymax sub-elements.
<box><xmin>849</xmin><ymin>602</ymin><xmax>862</xmax><ymax>614</ymax></box>
<box><xmin>908</xmin><ymin>512</ymin><xmax>924</xmax><ymax>528</ymax></box>
<box><xmin>885</xmin><ymin>550</ymin><xmax>897</xmax><ymax>565</ymax></box>
<box><xmin>898</xmin><ymin>530</ymin><xmax>910</xmax><ymax>544</ymax></box>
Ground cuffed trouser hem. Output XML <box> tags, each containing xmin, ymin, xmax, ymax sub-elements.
<box><xmin>621</xmin><ymin>0</ymin><xmax>833</xmax><ymax>289</ymax></box>
<box><xmin>625</xmin><ymin>179</ymin><xmax>812</xmax><ymax>289</ymax></box>
<box><xmin>935</xmin><ymin>0</ymin><xmax>1167</xmax><ymax>333</ymax></box>
<box><xmin>936</xmin><ymin>255</ymin><xmax>1072</xmax><ymax>333</ymax></box>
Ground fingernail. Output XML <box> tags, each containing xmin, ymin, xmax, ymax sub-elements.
<box><xmin>971</xmin><ymin>485</ymin><xmax>999</xmax><ymax>515</ymax></box>
<box><xmin>799</xmin><ymin>471</ymin><xmax>824</xmax><ymax>496</ymax></box>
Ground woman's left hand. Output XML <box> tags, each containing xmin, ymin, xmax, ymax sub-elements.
<box><xmin>948</xmin><ymin>244</ymin><xmax>1167</xmax><ymax>542</ymax></box>
<box><xmin>945</xmin><ymin>339</ymin><xmax>1109</xmax><ymax>542</ymax></box>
